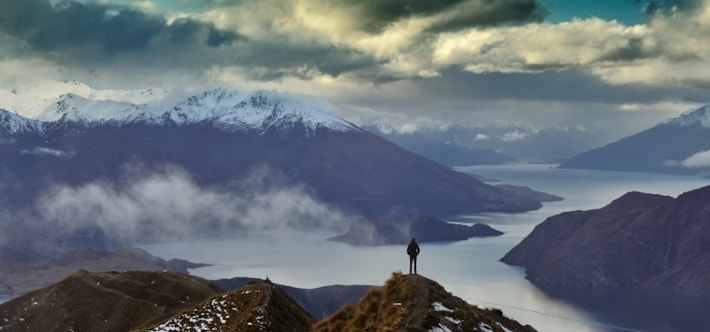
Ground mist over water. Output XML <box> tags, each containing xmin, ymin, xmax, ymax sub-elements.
<box><xmin>31</xmin><ymin>165</ymin><xmax>349</xmax><ymax>246</ymax></box>
<box><xmin>139</xmin><ymin>164</ymin><xmax>710</xmax><ymax>331</ymax></box>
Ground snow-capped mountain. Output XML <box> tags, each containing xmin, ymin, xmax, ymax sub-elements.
<box><xmin>34</xmin><ymin>88</ymin><xmax>357</xmax><ymax>135</ymax></box>
<box><xmin>0</xmin><ymin>88</ymin><xmax>543</xmax><ymax>217</ymax></box>
<box><xmin>0</xmin><ymin>109</ymin><xmax>42</xmax><ymax>136</ymax></box>
<box><xmin>0</xmin><ymin>80</ymin><xmax>168</xmax><ymax>118</ymax></box>
<box><xmin>169</xmin><ymin>89</ymin><xmax>356</xmax><ymax>133</ymax></box>
<box><xmin>36</xmin><ymin>93</ymin><xmax>147</xmax><ymax>124</ymax></box>
<box><xmin>662</xmin><ymin>104</ymin><xmax>710</xmax><ymax>128</ymax></box>
<box><xmin>559</xmin><ymin>104</ymin><xmax>710</xmax><ymax>177</ymax></box>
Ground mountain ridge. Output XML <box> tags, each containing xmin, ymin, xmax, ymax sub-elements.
<box><xmin>0</xmin><ymin>270</ymin><xmax>222</xmax><ymax>332</ymax></box>
<box><xmin>559</xmin><ymin>104</ymin><xmax>710</xmax><ymax>176</ymax></box>
<box><xmin>0</xmin><ymin>88</ymin><xmax>544</xmax><ymax>218</ymax></box>
<box><xmin>0</xmin><ymin>270</ymin><xmax>537</xmax><ymax>332</ymax></box>
<box><xmin>662</xmin><ymin>104</ymin><xmax>710</xmax><ymax>128</ymax></box>
<box><xmin>29</xmin><ymin>88</ymin><xmax>357</xmax><ymax>135</ymax></box>
<box><xmin>501</xmin><ymin>184</ymin><xmax>710</xmax><ymax>298</ymax></box>
<box><xmin>314</xmin><ymin>272</ymin><xmax>536</xmax><ymax>332</ymax></box>
<box><xmin>141</xmin><ymin>280</ymin><xmax>315</xmax><ymax>332</ymax></box>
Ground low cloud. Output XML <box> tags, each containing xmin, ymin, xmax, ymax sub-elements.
<box><xmin>474</xmin><ymin>133</ymin><xmax>489</xmax><ymax>141</ymax></box>
<box><xmin>501</xmin><ymin>130</ymin><xmax>528</xmax><ymax>142</ymax></box>
<box><xmin>21</xmin><ymin>147</ymin><xmax>73</xmax><ymax>158</ymax></box>
<box><xmin>36</xmin><ymin>166</ymin><xmax>348</xmax><ymax>244</ymax></box>
<box><xmin>681</xmin><ymin>149</ymin><xmax>710</xmax><ymax>168</ymax></box>
<box><xmin>661</xmin><ymin>149</ymin><xmax>710</xmax><ymax>168</ymax></box>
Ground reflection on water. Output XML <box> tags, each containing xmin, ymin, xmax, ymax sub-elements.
<box><xmin>140</xmin><ymin>164</ymin><xmax>710</xmax><ymax>332</ymax></box>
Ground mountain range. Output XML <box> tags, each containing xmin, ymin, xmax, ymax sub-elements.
<box><xmin>371</xmin><ymin>130</ymin><xmax>516</xmax><ymax>167</ymax></box>
<box><xmin>559</xmin><ymin>104</ymin><xmax>710</xmax><ymax>177</ymax></box>
<box><xmin>0</xmin><ymin>88</ymin><xmax>548</xmax><ymax>253</ymax></box>
<box><xmin>0</xmin><ymin>88</ymin><xmax>543</xmax><ymax>217</ymax></box>
<box><xmin>501</xmin><ymin>184</ymin><xmax>710</xmax><ymax>299</ymax></box>
<box><xmin>0</xmin><ymin>270</ymin><xmax>537</xmax><ymax>332</ymax></box>
<box><xmin>372</xmin><ymin>123</ymin><xmax>610</xmax><ymax>163</ymax></box>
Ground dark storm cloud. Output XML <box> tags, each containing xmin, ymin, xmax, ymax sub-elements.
<box><xmin>426</xmin><ymin>0</ymin><xmax>550</xmax><ymax>32</ymax></box>
<box><xmin>0</xmin><ymin>0</ymin><xmax>239</xmax><ymax>56</ymax></box>
<box><xmin>166</xmin><ymin>18</ymin><xmax>239</xmax><ymax>48</ymax></box>
<box><xmin>404</xmin><ymin>68</ymin><xmax>710</xmax><ymax>105</ymax></box>
<box><xmin>236</xmin><ymin>40</ymin><xmax>382</xmax><ymax>80</ymax></box>
<box><xmin>597</xmin><ymin>38</ymin><xmax>660</xmax><ymax>62</ymax></box>
<box><xmin>337</xmin><ymin>0</ymin><xmax>548</xmax><ymax>33</ymax></box>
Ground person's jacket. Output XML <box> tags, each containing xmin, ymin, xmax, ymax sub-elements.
<box><xmin>407</xmin><ymin>241</ymin><xmax>420</xmax><ymax>256</ymax></box>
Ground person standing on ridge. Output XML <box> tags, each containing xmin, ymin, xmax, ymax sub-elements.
<box><xmin>407</xmin><ymin>237</ymin><xmax>420</xmax><ymax>275</ymax></box>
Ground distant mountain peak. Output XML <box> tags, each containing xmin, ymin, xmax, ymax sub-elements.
<box><xmin>30</xmin><ymin>88</ymin><xmax>357</xmax><ymax>135</ymax></box>
<box><xmin>663</xmin><ymin>104</ymin><xmax>710</xmax><ymax>128</ymax></box>
<box><xmin>170</xmin><ymin>88</ymin><xmax>358</xmax><ymax>134</ymax></box>
<box><xmin>0</xmin><ymin>109</ymin><xmax>41</xmax><ymax>135</ymax></box>
<box><xmin>36</xmin><ymin>93</ymin><xmax>144</xmax><ymax>124</ymax></box>
<box><xmin>560</xmin><ymin>103</ymin><xmax>710</xmax><ymax>176</ymax></box>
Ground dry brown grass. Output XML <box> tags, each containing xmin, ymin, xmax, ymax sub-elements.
<box><xmin>313</xmin><ymin>271</ymin><xmax>537</xmax><ymax>332</ymax></box>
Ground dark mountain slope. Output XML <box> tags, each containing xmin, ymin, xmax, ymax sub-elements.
<box><xmin>0</xmin><ymin>247</ymin><xmax>209</xmax><ymax>296</ymax></box>
<box><xmin>559</xmin><ymin>105</ymin><xmax>710</xmax><ymax>176</ymax></box>
<box><xmin>502</xmin><ymin>184</ymin><xmax>710</xmax><ymax>298</ymax></box>
<box><xmin>313</xmin><ymin>272</ymin><xmax>536</xmax><ymax>332</ymax></box>
<box><xmin>0</xmin><ymin>270</ymin><xmax>221</xmax><ymax>332</ymax></box>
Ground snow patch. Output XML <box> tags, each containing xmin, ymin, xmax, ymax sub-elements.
<box><xmin>664</xmin><ymin>104</ymin><xmax>710</xmax><ymax>128</ymax></box>
<box><xmin>444</xmin><ymin>316</ymin><xmax>461</xmax><ymax>324</ymax></box>
<box><xmin>430</xmin><ymin>324</ymin><xmax>453</xmax><ymax>332</ymax></box>
<box><xmin>432</xmin><ymin>302</ymin><xmax>453</xmax><ymax>312</ymax></box>
<box><xmin>479</xmin><ymin>322</ymin><xmax>494</xmax><ymax>332</ymax></box>
<box><xmin>145</xmin><ymin>294</ymin><xmax>238</xmax><ymax>332</ymax></box>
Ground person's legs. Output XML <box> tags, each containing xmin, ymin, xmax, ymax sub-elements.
<box><xmin>409</xmin><ymin>255</ymin><xmax>413</xmax><ymax>274</ymax></box>
<box><xmin>414</xmin><ymin>256</ymin><xmax>417</xmax><ymax>274</ymax></box>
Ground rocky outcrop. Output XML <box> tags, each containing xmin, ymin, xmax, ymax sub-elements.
<box><xmin>314</xmin><ymin>272</ymin><xmax>536</xmax><ymax>332</ymax></box>
<box><xmin>502</xmin><ymin>185</ymin><xmax>710</xmax><ymax>298</ymax></box>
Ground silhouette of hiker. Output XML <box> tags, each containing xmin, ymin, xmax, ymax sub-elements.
<box><xmin>407</xmin><ymin>237</ymin><xmax>420</xmax><ymax>274</ymax></box>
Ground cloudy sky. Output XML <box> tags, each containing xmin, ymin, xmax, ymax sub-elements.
<box><xmin>1</xmin><ymin>0</ymin><xmax>709</xmax><ymax>138</ymax></box>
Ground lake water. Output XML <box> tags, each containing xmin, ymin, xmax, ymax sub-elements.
<box><xmin>139</xmin><ymin>164</ymin><xmax>710</xmax><ymax>332</ymax></box>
